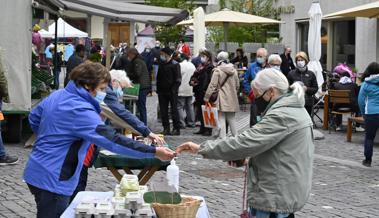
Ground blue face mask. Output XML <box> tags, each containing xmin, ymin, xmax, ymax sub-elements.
<box><xmin>160</xmin><ymin>55</ymin><xmax>167</xmax><ymax>62</ymax></box>
<box><xmin>114</xmin><ymin>86</ymin><xmax>123</xmax><ymax>99</ymax></box>
<box><xmin>272</xmin><ymin>66</ymin><xmax>281</xmax><ymax>71</ymax></box>
<box><xmin>256</xmin><ymin>57</ymin><xmax>265</xmax><ymax>65</ymax></box>
<box><xmin>95</xmin><ymin>90</ymin><xmax>107</xmax><ymax>103</ymax></box>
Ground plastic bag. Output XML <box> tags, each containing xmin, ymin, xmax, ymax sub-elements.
<box><xmin>201</xmin><ymin>104</ymin><xmax>219</xmax><ymax>129</ymax></box>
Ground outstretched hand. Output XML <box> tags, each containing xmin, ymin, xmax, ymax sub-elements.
<box><xmin>155</xmin><ymin>147</ymin><xmax>176</xmax><ymax>161</ymax></box>
<box><xmin>176</xmin><ymin>142</ymin><xmax>200</xmax><ymax>154</ymax></box>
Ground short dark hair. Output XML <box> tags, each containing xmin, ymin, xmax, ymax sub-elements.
<box><xmin>362</xmin><ymin>62</ymin><xmax>379</xmax><ymax>80</ymax></box>
<box><xmin>69</xmin><ymin>62</ymin><xmax>111</xmax><ymax>91</ymax></box>
<box><xmin>75</xmin><ymin>44</ymin><xmax>85</xmax><ymax>53</ymax></box>
<box><xmin>200</xmin><ymin>50</ymin><xmax>212</xmax><ymax>60</ymax></box>
<box><xmin>236</xmin><ymin>48</ymin><xmax>244</xmax><ymax>55</ymax></box>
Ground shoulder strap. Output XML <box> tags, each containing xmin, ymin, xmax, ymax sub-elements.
<box><xmin>220</xmin><ymin>73</ymin><xmax>231</xmax><ymax>88</ymax></box>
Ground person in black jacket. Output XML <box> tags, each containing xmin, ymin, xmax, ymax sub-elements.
<box><xmin>190</xmin><ymin>50</ymin><xmax>214</xmax><ymax>136</ymax></box>
<box><xmin>287</xmin><ymin>51</ymin><xmax>318</xmax><ymax>115</ymax></box>
<box><xmin>280</xmin><ymin>47</ymin><xmax>296</xmax><ymax>77</ymax></box>
<box><xmin>127</xmin><ymin>48</ymin><xmax>152</xmax><ymax>125</ymax></box>
<box><xmin>65</xmin><ymin>44</ymin><xmax>85</xmax><ymax>87</ymax></box>
<box><xmin>231</xmin><ymin>48</ymin><xmax>248</xmax><ymax>68</ymax></box>
<box><xmin>157</xmin><ymin>47</ymin><xmax>182</xmax><ymax>135</ymax></box>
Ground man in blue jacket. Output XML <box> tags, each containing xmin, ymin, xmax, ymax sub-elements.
<box><xmin>243</xmin><ymin>48</ymin><xmax>268</xmax><ymax>127</ymax></box>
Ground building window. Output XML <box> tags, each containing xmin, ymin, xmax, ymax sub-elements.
<box><xmin>332</xmin><ymin>20</ymin><xmax>355</xmax><ymax>68</ymax></box>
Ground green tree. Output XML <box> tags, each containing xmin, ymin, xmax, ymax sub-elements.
<box><xmin>209</xmin><ymin>0</ymin><xmax>281</xmax><ymax>45</ymax></box>
<box><xmin>147</xmin><ymin>0</ymin><xmax>194</xmax><ymax>45</ymax></box>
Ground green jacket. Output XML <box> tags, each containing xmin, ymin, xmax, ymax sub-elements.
<box><xmin>199</xmin><ymin>92</ymin><xmax>314</xmax><ymax>213</ymax></box>
<box><xmin>128</xmin><ymin>57</ymin><xmax>151</xmax><ymax>90</ymax></box>
<box><xmin>0</xmin><ymin>59</ymin><xmax>9</xmax><ymax>103</ymax></box>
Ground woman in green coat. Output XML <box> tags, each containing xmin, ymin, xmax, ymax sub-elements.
<box><xmin>177</xmin><ymin>69</ymin><xmax>314</xmax><ymax>218</ymax></box>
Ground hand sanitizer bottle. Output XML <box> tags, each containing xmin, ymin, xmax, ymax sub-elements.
<box><xmin>166</xmin><ymin>158</ymin><xmax>179</xmax><ymax>192</ymax></box>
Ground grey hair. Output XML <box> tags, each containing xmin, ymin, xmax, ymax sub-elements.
<box><xmin>217</xmin><ymin>51</ymin><xmax>229</xmax><ymax>61</ymax></box>
<box><xmin>268</xmin><ymin>54</ymin><xmax>282</xmax><ymax>65</ymax></box>
<box><xmin>256</xmin><ymin>48</ymin><xmax>268</xmax><ymax>56</ymax></box>
<box><xmin>251</xmin><ymin>68</ymin><xmax>305</xmax><ymax>100</ymax></box>
<box><xmin>110</xmin><ymin>69</ymin><xmax>131</xmax><ymax>86</ymax></box>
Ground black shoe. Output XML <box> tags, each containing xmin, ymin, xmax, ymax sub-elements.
<box><xmin>161</xmin><ymin>128</ymin><xmax>171</xmax><ymax>136</ymax></box>
<box><xmin>186</xmin><ymin>124</ymin><xmax>196</xmax><ymax>128</ymax></box>
<box><xmin>0</xmin><ymin>155</ymin><xmax>19</xmax><ymax>166</ymax></box>
<box><xmin>172</xmin><ymin>129</ymin><xmax>180</xmax><ymax>136</ymax></box>
<box><xmin>362</xmin><ymin>159</ymin><xmax>372</xmax><ymax>167</ymax></box>
<box><xmin>202</xmin><ymin>130</ymin><xmax>212</xmax><ymax>136</ymax></box>
<box><xmin>194</xmin><ymin>129</ymin><xmax>205</xmax><ymax>135</ymax></box>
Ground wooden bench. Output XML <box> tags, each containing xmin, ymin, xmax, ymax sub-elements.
<box><xmin>347</xmin><ymin>117</ymin><xmax>364</xmax><ymax>142</ymax></box>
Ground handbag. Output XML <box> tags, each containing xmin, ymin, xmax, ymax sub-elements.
<box><xmin>209</xmin><ymin>73</ymin><xmax>231</xmax><ymax>103</ymax></box>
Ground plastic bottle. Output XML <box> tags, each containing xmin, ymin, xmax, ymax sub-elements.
<box><xmin>166</xmin><ymin>158</ymin><xmax>179</xmax><ymax>192</ymax></box>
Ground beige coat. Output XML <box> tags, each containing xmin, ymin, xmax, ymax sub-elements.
<box><xmin>199</xmin><ymin>92</ymin><xmax>314</xmax><ymax>213</ymax></box>
<box><xmin>204</xmin><ymin>63</ymin><xmax>239</xmax><ymax>112</ymax></box>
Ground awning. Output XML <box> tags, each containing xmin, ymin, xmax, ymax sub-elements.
<box><xmin>33</xmin><ymin>0</ymin><xmax>66</xmax><ymax>14</ymax></box>
<box><xmin>61</xmin><ymin>0</ymin><xmax>188</xmax><ymax>24</ymax></box>
<box><xmin>324</xmin><ymin>1</ymin><xmax>379</xmax><ymax>18</ymax></box>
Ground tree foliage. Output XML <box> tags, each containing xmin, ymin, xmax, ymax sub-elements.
<box><xmin>209</xmin><ymin>0</ymin><xmax>281</xmax><ymax>45</ymax></box>
<box><xmin>147</xmin><ymin>0</ymin><xmax>194</xmax><ymax>45</ymax></box>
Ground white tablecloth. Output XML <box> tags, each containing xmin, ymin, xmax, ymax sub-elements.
<box><xmin>61</xmin><ymin>191</ymin><xmax>210</xmax><ymax>218</ymax></box>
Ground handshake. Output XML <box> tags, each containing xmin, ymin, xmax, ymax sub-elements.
<box><xmin>154</xmin><ymin>142</ymin><xmax>201</xmax><ymax>161</ymax></box>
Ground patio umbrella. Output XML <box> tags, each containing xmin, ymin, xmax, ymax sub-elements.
<box><xmin>307</xmin><ymin>2</ymin><xmax>324</xmax><ymax>93</ymax></box>
<box><xmin>177</xmin><ymin>8</ymin><xmax>281</xmax><ymax>50</ymax></box>
<box><xmin>324</xmin><ymin>1</ymin><xmax>379</xmax><ymax>18</ymax></box>
<box><xmin>193</xmin><ymin>7</ymin><xmax>205</xmax><ymax>56</ymax></box>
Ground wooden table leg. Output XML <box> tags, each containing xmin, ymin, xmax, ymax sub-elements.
<box><xmin>139</xmin><ymin>166</ymin><xmax>160</xmax><ymax>185</ymax></box>
<box><xmin>108</xmin><ymin>167</ymin><xmax>123</xmax><ymax>182</ymax></box>
<box><xmin>137</xmin><ymin>168</ymin><xmax>149</xmax><ymax>180</ymax></box>
<box><xmin>123</xmin><ymin>167</ymin><xmax>133</xmax><ymax>175</ymax></box>
<box><xmin>347</xmin><ymin>118</ymin><xmax>353</xmax><ymax>142</ymax></box>
<box><xmin>323</xmin><ymin>95</ymin><xmax>329</xmax><ymax>130</ymax></box>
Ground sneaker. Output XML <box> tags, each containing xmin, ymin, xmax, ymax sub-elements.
<box><xmin>355</xmin><ymin>127</ymin><xmax>365</xmax><ymax>132</ymax></box>
<box><xmin>0</xmin><ymin>155</ymin><xmax>19</xmax><ymax>166</ymax></box>
<box><xmin>362</xmin><ymin>159</ymin><xmax>372</xmax><ymax>167</ymax></box>
<box><xmin>336</xmin><ymin>126</ymin><xmax>342</xmax><ymax>131</ymax></box>
<box><xmin>171</xmin><ymin>129</ymin><xmax>180</xmax><ymax>136</ymax></box>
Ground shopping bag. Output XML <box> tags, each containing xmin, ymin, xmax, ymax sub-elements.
<box><xmin>201</xmin><ymin>104</ymin><xmax>219</xmax><ymax>128</ymax></box>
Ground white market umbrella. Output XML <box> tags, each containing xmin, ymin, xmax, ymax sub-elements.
<box><xmin>193</xmin><ymin>7</ymin><xmax>205</xmax><ymax>56</ymax></box>
<box><xmin>38</xmin><ymin>29</ymin><xmax>54</xmax><ymax>38</ymax></box>
<box><xmin>178</xmin><ymin>8</ymin><xmax>281</xmax><ymax>50</ymax></box>
<box><xmin>324</xmin><ymin>1</ymin><xmax>379</xmax><ymax>18</ymax></box>
<box><xmin>307</xmin><ymin>2</ymin><xmax>324</xmax><ymax>93</ymax></box>
<box><xmin>48</xmin><ymin>18</ymin><xmax>88</xmax><ymax>38</ymax></box>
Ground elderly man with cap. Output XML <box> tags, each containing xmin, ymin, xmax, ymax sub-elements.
<box><xmin>287</xmin><ymin>51</ymin><xmax>318</xmax><ymax>115</ymax></box>
<box><xmin>156</xmin><ymin>47</ymin><xmax>182</xmax><ymax>135</ymax></box>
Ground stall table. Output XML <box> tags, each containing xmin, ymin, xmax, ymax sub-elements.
<box><xmin>94</xmin><ymin>150</ymin><xmax>170</xmax><ymax>185</ymax></box>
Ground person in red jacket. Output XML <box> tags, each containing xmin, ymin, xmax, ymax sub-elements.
<box><xmin>177</xmin><ymin>39</ymin><xmax>191</xmax><ymax>57</ymax></box>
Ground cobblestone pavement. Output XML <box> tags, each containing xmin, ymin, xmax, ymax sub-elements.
<box><xmin>1</xmin><ymin>96</ymin><xmax>379</xmax><ymax>218</ymax></box>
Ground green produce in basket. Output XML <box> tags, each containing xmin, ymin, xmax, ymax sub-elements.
<box><xmin>123</xmin><ymin>84</ymin><xmax>140</xmax><ymax>96</ymax></box>
<box><xmin>143</xmin><ymin>191</ymin><xmax>181</xmax><ymax>204</ymax></box>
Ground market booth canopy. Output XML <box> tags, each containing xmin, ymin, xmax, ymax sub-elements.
<box><xmin>324</xmin><ymin>1</ymin><xmax>379</xmax><ymax>18</ymax></box>
<box><xmin>177</xmin><ymin>8</ymin><xmax>282</xmax><ymax>26</ymax></box>
<box><xmin>61</xmin><ymin>0</ymin><xmax>188</xmax><ymax>24</ymax></box>
<box><xmin>48</xmin><ymin>18</ymin><xmax>88</xmax><ymax>38</ymax></box>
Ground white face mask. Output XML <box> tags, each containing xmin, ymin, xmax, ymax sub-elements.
<box><xmin>297</xmin><ymin>60</ymin><xmax>306</xmax><ymax>68</ymax></box>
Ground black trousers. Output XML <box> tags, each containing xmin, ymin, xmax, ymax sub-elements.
<box><xmin>158</xmin><ymin>93</ymin><xmax>180</xmax><ymax>130</ymax></box>
<box><xmin>70</xmin><ymin>166</ymin><xmax>89</xmax><ymax>203</ymax></box>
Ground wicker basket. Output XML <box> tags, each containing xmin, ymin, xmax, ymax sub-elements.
<box><xmin>152</xmin><ymin>197</ymin><xmax>201</xmax><ymax>218</ymax></box>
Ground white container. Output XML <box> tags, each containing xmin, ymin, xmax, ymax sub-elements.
<box><xmin>166</xmin><ymin>158</ymin><xmax>179</xmax><ymax>192</ymax></box>
<box><xmin>120</xmin><ymin>175</ymin><xmax>139</xmax><ymax>195</ymax></box>
<box><xmin>94</xmin><ymin>202</ymin><xmax>114</xmax><ymax>218</ymax></box>
<box><xmin>113</xmin><ymin>204</ymin><xmax>132</xmax><ymax>218</ymax></box>
<box><xmin>134</xmin><ymin>204</ymin><xmax>155</xmax><ymax>218</ymax></box>
<box><xmin>125</xmin><ymin>191</ymin><xmax>143</xmax><ymax>210</ymax></box>
<box><xmin>114</xmin><ymin>184</ymin><xmax>122</xmax><ymax>197</ymax></box>
<box><xmin>75</xmin><ymin>202</ymin><xmax>95</xmax><ymax>218</ymax></box>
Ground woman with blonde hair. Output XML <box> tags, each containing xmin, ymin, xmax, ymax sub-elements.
<box><xmin>177</xmin><ymin>68</ymin><xmax>314</xmax><ymax>218</ymax></box>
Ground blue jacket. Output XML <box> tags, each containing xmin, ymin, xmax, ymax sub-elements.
<box><xmin>104</xmin><ymin>85</ymin><xmax>151</xmax><ymax>137</ymax></box>
<box><xmin>243</xmin><ymin>62</ymin><xmax>264</xmax><ymax>93</ymax></box>
<box><xmin>24</xmin><ymin>81</ymin><xmax>156</xmax><ymax>196</ymax></box>
<box><xmin>358</xmin><ymin>74</ymin><xmax>379</xmax><ymax>115</ymax></box>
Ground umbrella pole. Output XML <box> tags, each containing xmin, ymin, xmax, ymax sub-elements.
<box><xmin>54</xmin><ymin>17</ymin><xmax>58</xmax><ymax>89</ymax></box>
<box><xmin>223</xmin><ymin>22</ymin><xmax>228</xmax><ymax>51</ymax></box>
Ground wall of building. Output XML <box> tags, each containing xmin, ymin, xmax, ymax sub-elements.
<box><xmin>275</xmin><ymin>0</ymin><xmax>378</xmax><ymax>72</ymax></box>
